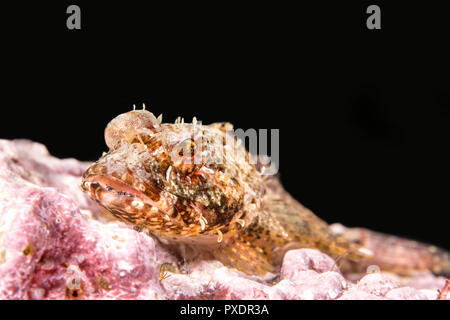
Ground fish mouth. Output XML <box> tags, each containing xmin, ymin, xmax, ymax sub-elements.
<box><xmin>81</xmin><ymin>174</ymin><xmax>170</xmax><ymax>222</ymax></box>
<box><xmin>81</xmin><ymin>174</ymin><xmax>210</xmax><ymax>238</ymax></box>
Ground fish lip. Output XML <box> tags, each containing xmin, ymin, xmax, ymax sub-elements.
<box><xmin>82</xmin><ymin>174</ymin><xmax>168</xmax><ymax>215</ymax></box>
<box><xmin>83</xmin><ymin>174</ymin><xmax>145</xmax><ymax>198</ymax></box>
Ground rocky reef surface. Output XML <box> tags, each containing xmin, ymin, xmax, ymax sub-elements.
<box><xmin>0</xmin><ymin>139</ymin><xmax>448</xmax><ymax>300</ymax></box>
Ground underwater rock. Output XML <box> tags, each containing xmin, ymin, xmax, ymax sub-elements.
<box><xmin>0</xmin><ymin>139</ymin><xmax>447</xmax><ymax>300</ymax></box>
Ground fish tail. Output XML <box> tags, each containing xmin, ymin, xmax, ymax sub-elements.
<box><xmin>334</xmin><ymin>226</ymin><xmax>450</xmax><ymax>276</ymax></box>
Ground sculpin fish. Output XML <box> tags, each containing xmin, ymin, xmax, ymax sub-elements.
<box><xmin>81</xmin><ymin>107</ymin><xmax>450</xmax><ymax>276</ymax></box>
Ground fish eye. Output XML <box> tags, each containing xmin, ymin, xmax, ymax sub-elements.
<box><xmin>175</xmin><ymin>138</ymin><xmax>197</xmax><ymax>160</ymax></box>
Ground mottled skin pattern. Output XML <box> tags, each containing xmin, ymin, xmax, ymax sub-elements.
<box><xmin>81</xmin><ymin>109</ymin><xmax>450</xmax><ymax>276</ymax></box>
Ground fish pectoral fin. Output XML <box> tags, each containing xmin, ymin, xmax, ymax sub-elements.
<box><xmin>212</xmin><ymin>237</ymin><xmax>275</xmax><ymax>276</ymax></box>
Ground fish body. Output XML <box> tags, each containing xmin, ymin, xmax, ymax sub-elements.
<box><xmin>81</xmin><ymin>109</ymin><xmax>449</xmax><ymax>276</ymax></box>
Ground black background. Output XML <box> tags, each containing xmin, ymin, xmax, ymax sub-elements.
<box><xmin>1</xmin><ymin>2</ymin><xmax>449</xmax><ymax>249</ymax></box>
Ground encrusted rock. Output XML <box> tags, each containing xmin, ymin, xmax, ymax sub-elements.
<box><xmin>0</xmin><ymin>139</ymin><xmax>447</xmax><ymax>300</ymax></box>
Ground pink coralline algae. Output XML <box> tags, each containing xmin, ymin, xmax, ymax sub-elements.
<box><xmin>0</xmin><ymin>139</ymin><xmax>447</xmax><ymax>300</ymax></box>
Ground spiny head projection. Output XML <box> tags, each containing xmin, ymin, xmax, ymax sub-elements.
<box><xmin>81</xmin><ymin>108</ymin><xmax>263</xmax><ymax>245</ymax></box>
